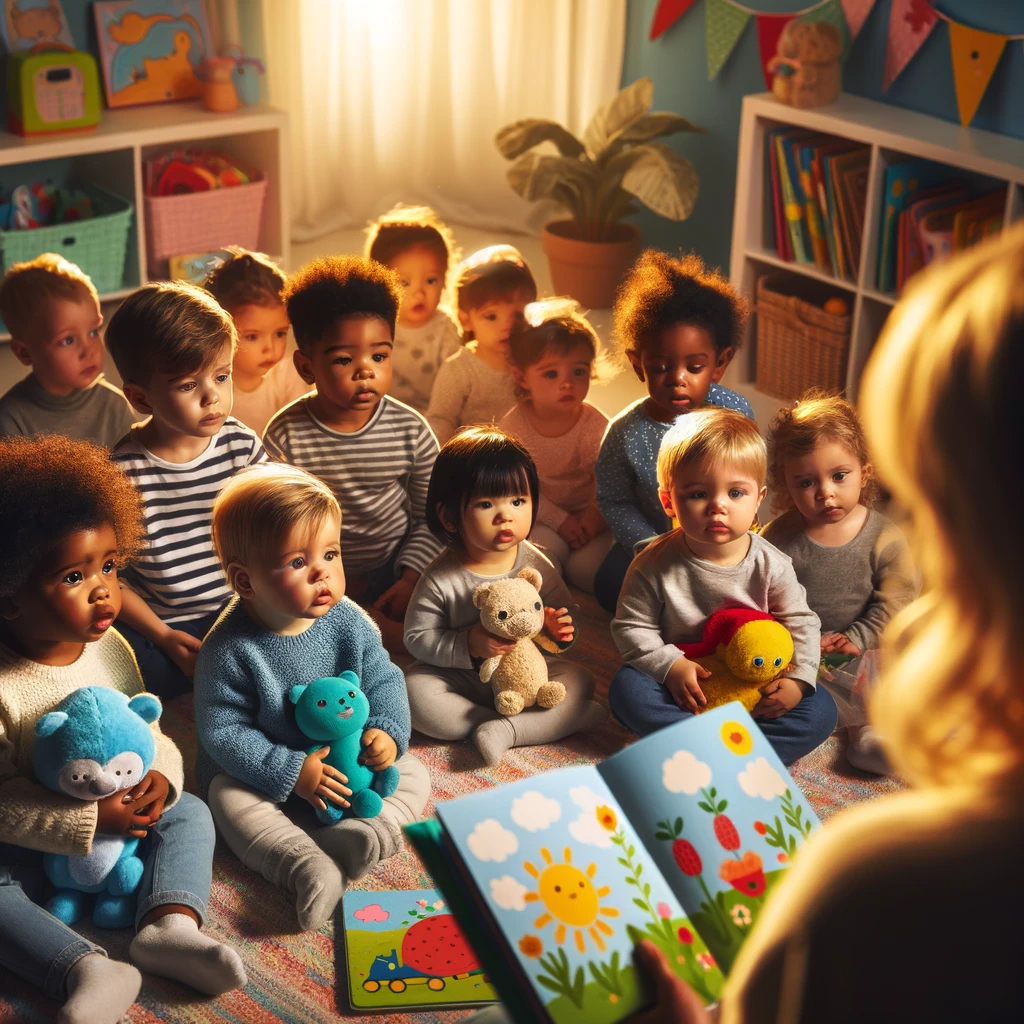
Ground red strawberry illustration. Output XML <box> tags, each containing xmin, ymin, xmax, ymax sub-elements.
<box><xmin>700</xmin><ymin>788</ymin><xmax>740</xmax><ymax>852</ymax></box>
<box><xmin>656</xmin><ymin>817</ymin><xmax>703</xmax><ymax>876</ymax></box>
<box><xmin>402</xmin><ymin>914</ymin><xmax>479</xmax><ymax>977</ymax></box>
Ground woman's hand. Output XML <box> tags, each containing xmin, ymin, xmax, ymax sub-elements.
<box><xmin>557</xmin><ymin>515</ymin><xmax>588</xmax><ymax>550</ymax></box>
<box><xmin>627</xmin><ymin>940</ymin><xmax>713</xmax><ymax>1024</ymax></box>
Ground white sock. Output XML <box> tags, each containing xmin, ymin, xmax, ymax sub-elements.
<box><xmin>60</xmin><ymin>952</ymin><xmax>141</xmax><ymax>1024</ymax></box>
<box><xmin>289</xmin><ymin>847</ymin><xmax>347</xmax><ymax>931</ymax></box>
<box><xmin>846</xmin><ymin>725</ymin><xmax>890</xmax><ymax>776</ymax></box>
<box><xmin>129</xmin><ymin>913</ymin><xmax>247</xmax><ymax>995</ymax></box>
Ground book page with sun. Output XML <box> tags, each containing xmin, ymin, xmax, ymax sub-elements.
<box><xmin>437</xmin><ymin>765</ymin><xmax>722</xmax><ymax>1024</ymax></box>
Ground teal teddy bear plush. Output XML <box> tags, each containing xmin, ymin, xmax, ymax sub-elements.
<box><xmin>288</xmin><ymin>672</ymin><xmax>400</xmax><ymax>825</ymax></box>
<box><xmin>33</xmin><ymin>686</ymin><xmax>162</xmax><ymax>928</ymax></box>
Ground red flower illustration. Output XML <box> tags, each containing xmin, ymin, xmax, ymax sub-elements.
<box><xmin>719</xmin><ymin>851</ymin><xmax>766</xmax><ymax>898</ymax></box>
<box><xmin>677</xmin><ymin>926</ymin><xmax>694</xmax><ymax>945</ymax></box>
<box><xmin>673</xmin><ymin>838</ymin><xmax>703</xmax><ymax>877</ymax></box>
<box><xmin>713</xmin><ymin>814</ymin><xmax>740</xmax><ymax>851</ymax></box>
<box><xmin>753</xmin><ymin>820</ymin><xmax>767</xmax><ymax>836</ymax></box>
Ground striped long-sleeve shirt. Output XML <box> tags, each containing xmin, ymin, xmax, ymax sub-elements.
<box><xmin>263</xmin><ymin>394</ymin><xmax>443</xmax><ymax>577</ymax></box>
<box><xmin>112</xmin><ymin>418</ymin><xmax>266</xmax><ymax>626</ymax></box>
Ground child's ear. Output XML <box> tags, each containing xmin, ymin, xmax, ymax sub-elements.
<box><xmin>121</xmin><ymin>383</ymin><xmax>153</xmax><ymax>416</ymax></box>
<box><xmin>659</xmin><ymin>487</ymin><xmax>675</xmax><ymax>519</ymax></box>
<box><xmin>9</xmin><ymin>339</ymin><xmax>33</xmax><ymax>368</ymax></box>
<box><xmin>627</xmin><ymin>351</ymin><xmax>646</xmax><ymax>383</ymax></box>
<box><xmin>457</xmin><ymin>309</ymin><xmax>471</xmax><ymax>331</ymax></box>
<box><xmin>711</xmin><ymin>347</ymin><xmax>735</xmax><ymax>383</ymax></box>
<box><xmin>227</xmin><ymin>562</ymin><xmax>255</xmax><ymax>599</ymax></box>
<box><xmin>511</xmin><ymin>366</ymin><xmax>528</xmax><ymax>391</ymax></box>
<box><xmin>293</xmin><ymin>348</ymin><xmax>316</xmax><ymax>386</ymax></box>
<box><xmin>757</xmin><ymin>484</ymin><xmax>768</xmax><ymax>508</ymax></box>
<box><xmin>436</xmin><ymin>503</ymin><xmax>457</xmax><ymax>536</ymax></box>
<box><xmin>0</xmin><ymin>596</ymin><xmax>20</xmax><ymax>621</ymax></box>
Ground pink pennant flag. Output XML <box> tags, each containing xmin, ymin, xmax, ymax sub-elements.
<box><xmin>883</xmin><ymin>0</ymin><xmax>939</xmax><ymax>90</ymax></box>
<box><xmin>840</xmin><ymin>0</ymin><xmax>878</xmax><ymax>41</ymax></box>
<box><xmin>758</xmin><ymin>14</ymin><xmax>794</xmax><ymax>90</ymax></box>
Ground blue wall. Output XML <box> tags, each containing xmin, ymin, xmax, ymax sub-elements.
<box><xmin>621</xmin><ymin>0</ymin><xmax>1024</xmax><ymax>273</ymax></box>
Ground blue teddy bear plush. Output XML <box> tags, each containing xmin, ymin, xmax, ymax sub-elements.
<box><xmin>288</xmin><ymin>671</ymin><xmax>400</xmax><ymax>825</ymax></box>
<box><xmin>33</xmin><ymin>686</ymin><xmax>162</xmax><ymax>929</ymax></box>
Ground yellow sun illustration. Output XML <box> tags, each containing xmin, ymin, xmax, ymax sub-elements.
<box><xmin>523</xmin><ymin>846</ymin><xmax>620</xmax><ymax>953</ymax></box>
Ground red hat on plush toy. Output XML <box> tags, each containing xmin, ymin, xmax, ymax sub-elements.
<box><xmin>679</xmin><ymin>608</ymin><xmax>775</xmax><ymax>660</ymax></box>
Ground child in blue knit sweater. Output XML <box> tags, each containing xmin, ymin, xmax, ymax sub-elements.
<box><xmin>193</xmin><ymin>463</ymin><xmax>429</xmax><ymax>931</ymax></box>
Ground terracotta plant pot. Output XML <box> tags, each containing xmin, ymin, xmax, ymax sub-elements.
<box><xmin>541</xmin><ymin>220</ymin><xmax>642</xmax><ymax>310</ymax></box>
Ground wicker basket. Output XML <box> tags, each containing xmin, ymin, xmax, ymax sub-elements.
<box><xmin>754</xmin><ymin>274</ymin><xmax>851</xmax><ymax>400</ymax></box>
<box><xmin>144</xmin><ymin>176</ymin><xmax>267</xmax><ymax>276</ymax></box>
<box><xmin>0</xmin><ymin>185</ymin><xmax>132</xmax><ymax>295</ymax></box>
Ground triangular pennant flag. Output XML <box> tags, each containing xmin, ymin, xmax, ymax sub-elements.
<box><xmin>757</xmin><ymin>14</ymin><xmax>794</xmax><ymax>90</ymax></box>
<box><xmin>948</xmin><ymin>19</ymin><xmax>1008</xmax><ymax>126</ymax></box>
<box><xmin>840</xmin><ymin>0</ymin><xmax>878</xmax><ymax>41</ymax></box>
<box><xmin>807</xmin><ymin>0</ymin><xmax>852</xmax><ymax>59</ymax></box>
<box><xmin>706</xmin><ymin>0</ymin><xmax>751</xmax><ymax>80</ymax></box>
<box><xmin>649</xmin><ymin>0</ymin><xmax>699</xmax><ymax>41</ymax></box>
<box><xmin>883</xmin><ymin>0</ymin><xmax>939</xmax><ymax>90</ymax></box>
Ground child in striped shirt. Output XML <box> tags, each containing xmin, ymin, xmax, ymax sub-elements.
<box><xmin>106</xmin><ymin>282</ymin><xmax>266</xmax><ymax>698</ymax></box>
<box><xmin>263</xmin><ymin>256</ymin><xmax>443</xmax><ymax>654</ymax></box>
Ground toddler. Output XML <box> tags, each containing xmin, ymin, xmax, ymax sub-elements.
<box><xmin>609</xmin><ymin>408</ymin><xmax>837</xmax><ymax>765</ymax></box>
<box><xmin>263</xmin><ymin>256</ymin><xmax>443</xmax><ymax>653</ymax></box>
<box><xmin>204</xmin><ymin>247</ymin><xmax>309</xmax><ymax>436</ymax></box>
<box><xmin>0</xmin><ymin>436</ymin><xmax>245</xmax><ymax>1024</ymax></box>
<box><xmin>106</xmin><ymin>281</ymin><xmax>266</xmax><ymax>698</ymax></box>
<box><xmin>365</xmin><ymin>204</ymin><xmax>462</xmax><ymax>411</ymax></box>
<box><xmin>0</xmin><ymin>253</ymin><xmax>133</xmax><ymax>447</ymax></box>
<box><xmin>762</xmin><ymin>392</ymin><xmax>916</xmax><ymax>774</ymax></box>
<box><xmin>404</xmin><ymin>427</ymin><xmax>605</xmax><ymax>766</ymax></box>
<box><xmin>425</xmin><ymin>245</ymin><xmax>537</xmax><ymax>444</ymax></box>
<box><xmin>594</xmin><ymin>250</ymin><xmax>754</xmax><ymax>612</ymax></box>
<box><xmin>499</xmin><ymin>298</ymin><xmax>613</xmax><ymax>592</ymax></box>
<box><xmin>194</xmin><ymin>463</ymin><xmax>429</xmax><ymax>931</ymax></box>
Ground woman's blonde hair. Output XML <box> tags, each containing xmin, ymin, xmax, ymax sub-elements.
<box><xmin>860</xmin><ymin>223</ymin><xmax>1024</xmax><ymax>793</ymax></box>
<box><xmin>211</xmin><ymin>464</ymin><xmax>340</xmax><ymax>578</ymax></box>
<box><xmin>766</xmin><ymin>390</ymin><xmax>877</xmax><ymax>515</ymax></box>
<box><xmin>657</xmin><ymin>407</ymin><xmax>767</xmax><ymax>493</ymax></box>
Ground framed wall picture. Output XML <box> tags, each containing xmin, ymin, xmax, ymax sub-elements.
<box><xmin>93</xmin><ymin>0</ymin><xmax>213</xmax><ymax>108</ymax></box>
<box><xmin>1</xmin><ymin>0</ymin><xmax>75</xmax><ymax>52</ymax></box>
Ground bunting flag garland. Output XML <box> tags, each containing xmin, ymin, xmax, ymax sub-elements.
<box><xmin>649</xmin><ymin>0</ymin><xmax>700</xmax><ymax>41</ymax></box>
<box><xmin>757</xmin><ymin>14</ymin><xmax>794</xmax><ymax>88</ymax></box>
<box><xmin>882</xmin><ymin>0</ymin><xmax>939</xmax><ymax>90</ymax></box>
<box><xmin>705</xmin><ymin>0</ymin><xmax>751</xmax><ymax>80</ymax></box>
<box><xmin>946</xmin><ymin>19</ymin><xmax>1008</xmax><ymax>126</ymax></box>
<box><xmin>839</xmin><ymin>0</ymin><xmax>877</xmax><ymax>41</ymax></box>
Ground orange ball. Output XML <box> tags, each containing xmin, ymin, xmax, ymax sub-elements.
<box><xmin>823</xmin><ymin>297</ymin><xmax>848</xmax><ymax>316</ymax></box>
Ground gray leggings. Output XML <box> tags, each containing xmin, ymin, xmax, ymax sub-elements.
<box><xmin>405</xmin><ymin>656</ymin><xmax>596</xmax><ymax>746</ymax></box>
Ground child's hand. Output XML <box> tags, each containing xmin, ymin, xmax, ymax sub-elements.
<box><xmin>159</xmin><ymin>629</ymin><xmax>202</xmax><ymax>679</ymax></box>
<box><xmin>544</xmin><ymin>606</ymin><xmax>575</xmax><ymax>644</ymax></box>
<box><xmin>96</xmin><ymin>790</ymin><xmax>153</xmax><ymax>838</ymax></box>
<box><xmin>124</xmin><ymin>770</ymin><xmax>170</xmax><ymax>826</ymax></box>
<box><xmin>468</xmin><ymin>624</ymin><xmax>517</xmax><ymax>660</ymax></box>
<box><xmin>294</xmin><ymin>746</ymin><xmax>352</xmax><ymax>812</ymax></box>
<box><xmin>752</xmin><ymin>675</ymin><xmax>806</xmax><ymax>719</ymax></box>
<box><xmin>579</xmin><ymin>505</ymin><xmax>609</xmax><ymax>540</ymax></box>
<box><xmin>821</xmin><ymin>632</ymin><xmax>861</xmax><ymax>656</ymax></box>
<box><xmin>557</xmin><ymin>514</ymin><xmax>587</xmax><ymax>550</ymax></box>
<box><xmin>664</xmin><ymin>656</ymin><xmax>711</xmax><ymax>714</ymax></box>
<box><xmin>627</xmin><ymin>939</ymin><xmax>713</xmax><ymax>1024</ymax></box>
<box><xmin>373</xmin><ymin>569</ymin><xmax>418</xmax><ymax>621</ymax></box>
<box><xmin>360</xmin><ymin>729</ymin><xmax>398</xmax><ymax>771</ymax></box>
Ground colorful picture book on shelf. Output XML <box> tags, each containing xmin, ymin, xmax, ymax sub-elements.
<box><xmin>341</xmin><ymin>888</ymin><xmax>499</xmax><ymax>1011</ymax></box>
<box><xmin>406</xmin><ymin>703</ymin><xmax>821</xmax><ymax>1024</ymax></box>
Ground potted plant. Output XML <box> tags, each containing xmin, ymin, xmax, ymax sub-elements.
<box><xmin>495</xmin><ymin>76</ymin><xmax>705</xmax><ymax>309</ymax></box>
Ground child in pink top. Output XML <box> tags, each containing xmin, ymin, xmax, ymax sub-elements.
<box><xmin>500</xmin><ymin>299</ymin><xmax>614</xmax><ymax>591</ymax></box>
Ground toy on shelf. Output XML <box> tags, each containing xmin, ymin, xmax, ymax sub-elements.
<box><xmin>221</xmin><ymin>43</ymin><xmax>264</xmax><ymax>105</ymax></box>
<box><xmin>144</xmin><ymin>147</ymin><xmax>254</xmax><ymax>195</ymax></box>
<box><xmin>0</xmin><ymin>182</ymin><xmax>94</xmax><ymax>231</ymax></box>
<box><xmin>202</xmin><ymin>55</ymin><xmax>238</xmax><ymax>112</ymax></box>
<box><xmin>1</xmin><ymin>0</ymin><xmax>75</xmax><ymax>51</ymax></box>
<box><xmin>768</xmin><ymin>21</ymin><xmax>842</xmax><ymax>110</ymax></box>
<box><xmin>6</xmin><ymin>42</ymin><xmax>101</xmax><ymax>136</ymax></box>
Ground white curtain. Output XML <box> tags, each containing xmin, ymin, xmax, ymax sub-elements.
<box><xmin>262</xmin><ymin>0</ymin><xmax>627</xmax><ymax>242</ymax></box>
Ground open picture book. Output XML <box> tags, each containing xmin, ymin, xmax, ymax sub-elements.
<box><xmin>406</xmin><ymin>703</ymin><xmax>821</xmax><ymax>1024</ymax></box>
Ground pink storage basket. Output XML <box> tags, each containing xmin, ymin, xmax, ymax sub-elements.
<box><xmin>144</xmin><ymin>177</ymin><xmax>267</xmax><ymax>276</ymax></box>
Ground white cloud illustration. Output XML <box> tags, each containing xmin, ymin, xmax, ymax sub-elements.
<box><xmin>662</xmin><ymin>750</ymin><xmax>712</xmax><ymax>794</ymax></box>
<box><xmin>737</xmin><ymin>757</ymin><xmax>788</xmax><ymax>800</ymax></box>
<box><xmin>566</xmin><ymin>785</ymin><xmax>614</xmax><ymax>848</ymax></box>
<box><xmin>490</xmin><ymin>874</ymin><xmax>529</xmax><ymax>911</ymax></box>
<box><xmin>510</xmin><ymin>791</ymin><xmax>561</xmax><ymax>832</ymax></box>
<box><xmin>467</xmin><ymin>819</ymin><xmax>519</xmax><ymax>862</ymax></box>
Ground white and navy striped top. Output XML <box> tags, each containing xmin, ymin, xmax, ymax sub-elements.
<box><xmin>263</xmin><ymin>394</ymin><xmax>443</xmax><ymax>577</ymax></box>
<box><xmin>112</xmin><ymin>418</ymin><xmax>266</xmax><ymax>625</ymax></box>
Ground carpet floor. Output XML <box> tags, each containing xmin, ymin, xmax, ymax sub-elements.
<box><xmin>0</xmin><ymin>592</ymin><xmax>904</xmax><ymax>1023</ymax></box>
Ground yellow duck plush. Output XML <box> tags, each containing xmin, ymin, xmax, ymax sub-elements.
<box><xmin>677</xmin><ymin>608</ymin><xmax>794</xmax><ymax>712</ymax></box>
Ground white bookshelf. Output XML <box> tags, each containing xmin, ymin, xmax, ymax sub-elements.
<box><xmin>724</xmin><ymin>91</ymin><xmax>1024</xmax><ymax>422</ymax></box>
<box><xmin>0</xmin><ymin>101</ymin><xmax>289</xmax><ymax>338</ymax></box>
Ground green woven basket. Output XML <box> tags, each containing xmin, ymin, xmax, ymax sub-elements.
<box><xmin>0</xmin><ymin>185</ymin><xmax>133</xmax><ymax>296</ymax></box>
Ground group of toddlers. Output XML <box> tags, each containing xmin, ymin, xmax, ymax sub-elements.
<box><xmin>0</xmin><ymin>202</ymin><xmax>916</xmax><ymax>1020</ymax></box>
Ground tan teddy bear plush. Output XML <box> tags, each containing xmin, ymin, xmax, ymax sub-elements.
<box><xmin>769</xmin><ymin>20</ymin><xmax>842</xmax><ymax>109</ymax></box>
<box><xmin>472</xmin><ymin>567</ymin><xmax>566</xmax><ymax>717</ymax></box>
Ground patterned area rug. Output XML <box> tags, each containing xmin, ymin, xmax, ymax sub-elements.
<box><xmin>0</xmin><ymin>592</ymin><xmax>904</xmax><ymax>1023</ymax></box>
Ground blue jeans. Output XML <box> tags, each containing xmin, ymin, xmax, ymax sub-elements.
<box><xmin>116</xmin><ymin>610</ymin><xmax>221</xmax><ymax>699</ymax></box>
<box><xmin>609</xmin><ymin>664</ymin><xmax>838</xmax><ymax>765</ymax></box>
<box><xmin>0</xmin><ymin>792</ymin><xmax>215</xmax><ymax>998</ymax></box>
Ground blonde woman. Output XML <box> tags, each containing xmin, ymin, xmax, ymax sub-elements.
<box><xmin>616</xmin><ymin>226</ymin><xmax>1024</xmax><ymax>1021</ymax></box>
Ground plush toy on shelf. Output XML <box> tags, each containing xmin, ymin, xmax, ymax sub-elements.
<box><xmin>472</xmin><ymin>567</ymin><xmax>566</xmax><ymax>717</ymax></box>
<box><xmin>32</xmin><ymin>687</ymin><xmax>162</xmax><ymax>928</ymax></box>
<box><xmin>768</xmin><ymin>20</ymin><xmax>843</xmax><ymax>110</ymax></box>
<box><xmin>288</xmin><ymin>672</ymin><xmax>400</xmax><ymax>825</ymax></box>
<box><xmin>676</xmin><ymin>608</ymin><xmax>794</xmax><ymax>712</ymax></box>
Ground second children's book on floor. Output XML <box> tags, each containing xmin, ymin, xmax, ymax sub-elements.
<box><xmin>406</xmin><ymin>702</ymin><xmax>821</xmax><ymax>1024</ymax></box>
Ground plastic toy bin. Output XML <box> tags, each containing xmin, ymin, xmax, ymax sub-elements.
<box><xmin>0</xmin><ymin>185</ymin><xmax>133</xmax><ymax>295</ymax></box>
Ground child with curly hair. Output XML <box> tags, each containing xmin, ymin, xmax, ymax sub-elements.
<box><xmin>204</xmin><ymin>248</ymin><xmax>309</xmax><ymax>436</ymax></box>
<box><xmin>365</xmin><ymin>204</ymin><xmax>462</xmax><ymax>411</ymax></box>
<box><xmin>0</xmin><ymin>436</ymin><xmax>246</xmax><ymax>1023</ymax></box>
<box><xmin>425</xmin><ymin>245</ymin><xmax>537</xmax><ymax>444</ymax></box>
<box><xmin>594</xmin><ymin>250</ymin><xmax>753</xmax><ymax>612</ymax></box>
<box><xmin>762</xmin><ymin>392</ymin><xmax>917</xmax><ymax>773</ymax></box>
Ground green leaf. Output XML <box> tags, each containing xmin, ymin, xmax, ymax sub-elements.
<box><xmin>582</xmin><ymin>76</ymin><xmax>654</xmax><ymax>161</ymax></box>
<box><xmin>505</xmin><ymin>151</ymin><xmax>596</xmax><ymax>220</ymax></box>
<box><xmin>710</xmin><ymin>788</ymin><xmax>717</xmax><ymax>798</ymax></box>
<box><xmin>697</xmin><ymin>802</ymin><xmax>713</xmax><ymax>813</ymax></box>
<box><xmin>627</xmin><ymin>845</ymin><xmax>635</xmax><ymax>858</ymax></box>
<box><xmin>617</xmin><ymin>857</ymin><xmax>631</xmax><ymax>868</ymax></box>
<box><xmin>636</xmin><ymin>863</ymin><xmax>644</xmax><ymax>877</ymax></box>
<box><xmin>675</xmin><ymin>817</ymin><xmax>684</xmax><ymax>834</ymax></box>
<box><xmin>536</xmin><ymin>977</ymin><xmax>565</xmax><ymax>995</ymax></box>
<box><xmin>655</xmin><ymin>832</ymin><xmax>672</xmax><ymax>842</ymax></box>
<box><xmin>495</xmin><ymin>118</ymin><xmax>585</xmax><ymax>159</ymax></box>
<box><xmin>643</xmin><ymin>883</ymin><xmax>651</xmax><ymax>898</ymax></box>
<box><xmin>720</xmin><ymin>799</ymin><xmax>728</xmax><ymax>811</ymax></box>
<box><xmin>625</xmin><ymin>876</ymin><xmax>638</xmax><ymax>886</ymax></box>
<box><xmin>633</xmin><ymin>897</ymin><xmax>650</xmax><ymax>911</ymax></box>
